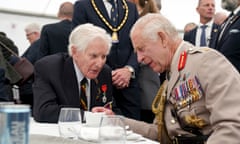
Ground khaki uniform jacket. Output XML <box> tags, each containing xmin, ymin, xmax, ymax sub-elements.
<box><xmin>125</xmin><ymin>41</ymin><xmax>240</xmax><ymax>144</ymax></box>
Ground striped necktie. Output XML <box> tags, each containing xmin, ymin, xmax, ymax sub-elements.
<box><xmin>80</xmin><ymin>77</ymin><xmax>88</xmax><ymax>110</ymax></box>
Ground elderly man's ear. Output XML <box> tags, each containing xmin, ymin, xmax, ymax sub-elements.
<box><xmin>157</xmin><ymin>31</ymin><xmax>167</xmax><ymax>48</ymax></box>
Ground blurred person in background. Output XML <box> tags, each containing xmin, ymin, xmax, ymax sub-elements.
<box><xmin>0</xmin><ymin>68</ymin><xmax>8</xmax><ymax>101</ymax></box>
<box><xmin>0</xmin><ymin>32</ymin><xmax>22</xmax><ymax>101</ymax></box>
<box><xmin>39</xmin><ymin>1</ymin><xmax>73</xmax><ymax>57</ymax></box>
<box><xmin>133</xmin><ymin>0</ymin><xmax>159</xmax><ymax>17</ymax></box>
<box><xmin>213</xmin><ymin>11</ymin><xmax>228</xmax><ymax>25</ymax></box>
<box><xmin>183</xmin><ymin>22</ymin><xmax>198</xmax><ymax>33</ymax></box>
<box><xmin>184</xmin><ymin>0</ymin><xmax>219</xmax><ymax>48</ymax></box>
<box><xmin>23</xmin><ymin>23</ymin><xmax>41</xmax><ymax>65</ymax></box>
<box><xmin>19</xmin><ymin>23</ymin><xmax>41</xmax><ymax>108</ymax></box>
<box><xmin>213</xmin><ymin>0</ymin><xmax>240</xmax><ymax>72</ymax></box>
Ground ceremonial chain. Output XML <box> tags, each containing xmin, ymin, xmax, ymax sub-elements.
<box><xmin>91</xmin><ymin>0</ymin><xmax>129</xmax><ymax>42</ymax></box>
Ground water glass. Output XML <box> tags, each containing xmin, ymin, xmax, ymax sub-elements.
<box><xmin>58</xmin><ymin>107</ymin><xmax>82</xmax><ymax>139</ymax></box>
<box><xmin>99</xmin><ymin>115</ymin><xmax>126</xmax><ymax>144</ymax></box>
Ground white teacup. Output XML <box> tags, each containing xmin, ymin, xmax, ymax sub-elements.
<box><xmin>85</xmin><ymin>111</ymin><xmax>105</xmax><ymax>127</ymax></box>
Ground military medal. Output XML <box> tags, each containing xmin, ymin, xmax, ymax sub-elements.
<box><xmin>101</xmin><ymin>84</ymin><xmax>107</xmax><ymax>103</ymax></box>
<box><xmin>102</xmin><ymin>96</ymin><xmax>107</xmax><ymax>103</ymax></box>
<box><xmin>174</xmin><ymin>76</ymin><xmax>203</xmax><ymax>110</ymax></box>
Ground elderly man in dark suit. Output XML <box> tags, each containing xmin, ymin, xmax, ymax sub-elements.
<box><xmin>213</xmin><ymin>0</ymin><xmax>240</xmax><ymax>72</ymax></box>
<box><xmin>39</xmin><ymin>2</ymin><xmax>73</xmax><ymax>57</ymax></box>
<box><xmin>33</xmin><ymin>23</ymin><xmax>120</xmax><ymax>123</ymax></box>
<box><xmin>183</xmin><ymin>0</ymin><xmax>219</xmax><ymax>48</ymax></box>
<box><xmin>72</xmin><ymin>0</ymin><xmax>141</xmax><ymax>120</ymax></box>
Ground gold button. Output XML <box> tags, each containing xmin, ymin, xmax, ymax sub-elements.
<box><xmin>171</xmin><ymin>119</ymin><xmax>176</xmax><ymax>124</ymax></box>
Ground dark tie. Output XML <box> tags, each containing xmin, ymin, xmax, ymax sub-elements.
<box><xmin>109</xmin><ymin>0</ymin><xmax>118</xmax><ymax>27</ymax></box>
<box><xmin>200</xmin><ymin>25</ymin><xmax>207</xmax><ymax>46</ymax></box>
<box><xmin>80</xmin><ymin>78</ymin><xmax>88</xmax><ymax>110</ymax></box>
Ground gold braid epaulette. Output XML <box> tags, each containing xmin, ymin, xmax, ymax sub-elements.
<box><xmin>152</xmin><ymin>80</ymin><xmax>171</xmax><ymax>143</ymax></box>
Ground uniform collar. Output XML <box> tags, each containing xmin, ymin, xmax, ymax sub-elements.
<box><xmin>170</xmin><ymin>41</ymin><xmax>185</xmax><ymax>73</ymax></box>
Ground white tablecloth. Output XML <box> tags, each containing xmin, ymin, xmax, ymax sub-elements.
<box><xmin>29</xmin><ymin>119</ymin><xmax>159</xmax><ymax>144</ymax></box>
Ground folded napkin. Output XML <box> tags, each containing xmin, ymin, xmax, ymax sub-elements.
<box><xmin>79</xmin><ymin>125</ymin><xmax>142</xmax><ymax>142</ymax></box>
<box><xmin>79</xmin><ymin>126</ymin><xmax>99</xmax><ymax>142</ymax></box>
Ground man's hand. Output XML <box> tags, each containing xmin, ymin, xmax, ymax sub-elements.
<box><xmin>91</xmin><ymin>107</ymin><xmax>115</xmax><ymax>115</ymax></box>
<box><xmin>112</xmin><ymin>67</ymin><xmax>131</xmax><ymax>89</ymax></box>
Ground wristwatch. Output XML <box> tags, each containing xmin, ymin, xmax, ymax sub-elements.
<box><xmin>125</xmin><ymin>65</ymin><xmax>135</xmax><ymax>79</ymax></box>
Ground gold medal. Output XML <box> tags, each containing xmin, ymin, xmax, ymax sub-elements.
<box><xmin>112</xmin><ymin>31</ymin><xmax>119</xmax><ymax>43</ymax></box>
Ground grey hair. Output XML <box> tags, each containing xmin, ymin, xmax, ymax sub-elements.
<box><xmin>130</xmin><ymin>13</ymin><xmax>179</xmax><ymax>42</ymax></box>
<box><xmin>68</xmin><ymin>23</ymin><xmax>112</xmax><ymax>56</ymax></box>
<box><xmin>24</xmin><ymin>23</ymin><xmax>41</xmax><ymax>34</ymax></box>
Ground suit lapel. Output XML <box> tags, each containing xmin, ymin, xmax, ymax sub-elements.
<box><xmin>62</xmin><ymin>57</ymin><xmax>80</xmax><ymax>104</ymax></box>
<box><xmin>218</xmin><ymin>12</ymin><xmax>240</xmax><ymax>46</ymax></box>
<box><xmin>209</xmin><ymin>23</ymin><xmax>219</xmax><ymax>48</ymax></box>
<box><xmin>117</xmin><ymin>0</ymin><xmax>125</xmax><ymax>26</ymax></box>
<box><xmin>191</xmin><ymin>28</ymin><xmax>197</xmax><ymax>44</ymax></box>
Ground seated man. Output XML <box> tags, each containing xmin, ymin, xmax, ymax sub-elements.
<box><xmin>93</xmin><ymin>13</ymin><xmax>240</xmax><ymax>144</ymax></box>
<box><xmin>33</xmin><ymin>23</ymin><xmax>119</xmax><ymax>123</ymax></box>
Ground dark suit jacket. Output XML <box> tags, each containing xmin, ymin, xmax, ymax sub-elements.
<box><xmin>20</xmin><ymin>39</ymin><xmax>41</xmax><ymax>106</ymax></box>
<box><xmin>183</xmin><ymin>23</ymin><xmax>219</xmax><ymax>48</ymax></box>
<box><xmin>33</xmin><ymin>53</ymin><xmax>119</xmax><ymax>123</ymax></box>
<box><xmin>72</xmin><ymin>0</ymin><xmax>141</xmax><ymax>120</ymax></box>
<box><xmin>213</xmin><ymin>11</ymin><xmax>240</xmax><ymax>72</ymax></box>
<box><xmin>22</xmin><ymin>39</ymin><xmax>41</xmax><ymax>64</ymax></box>
<box><xmin>0</xmin><ymin>68</ymin><xmax>7</xmax><ymax>101</ymax></box>
<box><xmin>39</xmin><ymin>20</ymin><xmax>71</xmax><ymax>57</ymax></box>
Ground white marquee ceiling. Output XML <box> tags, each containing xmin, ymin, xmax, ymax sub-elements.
<box><xmin>0</xmin><ymin>0</ymin><xmax>77</xmax><ymax>17</ymax></box>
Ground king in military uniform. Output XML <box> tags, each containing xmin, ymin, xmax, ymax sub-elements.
<box><xmin>123</xmin><ymin>13</ymin><xmax>240</xmax><ymax>144</ymax></box>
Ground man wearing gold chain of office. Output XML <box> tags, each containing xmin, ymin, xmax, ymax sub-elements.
<box><xmin>72</xmin><ymin>0</ymin><xmax>141</xmax><ymax>120</ymax></box>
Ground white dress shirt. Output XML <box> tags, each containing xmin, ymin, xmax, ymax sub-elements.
<box><xmin>195</xmin><ymin>20</ymin><xmax>213</xmax><ymax>47</ymax></box>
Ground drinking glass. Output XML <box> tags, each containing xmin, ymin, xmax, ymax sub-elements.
<box><xmin>58</xmin><ymin>107</ymin><xmax>82</xmax><ymax>139</ymax></box>
<box><xmin>99</xmin><ymin>115</ymin><xmax>126</xmax><ymax>144</ymax></box>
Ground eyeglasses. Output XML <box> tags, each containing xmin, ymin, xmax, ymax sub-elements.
<box><xmin>26</xmin><ymin>32</ymin><xmax>35</xmax><ymax>37</ymax></box>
